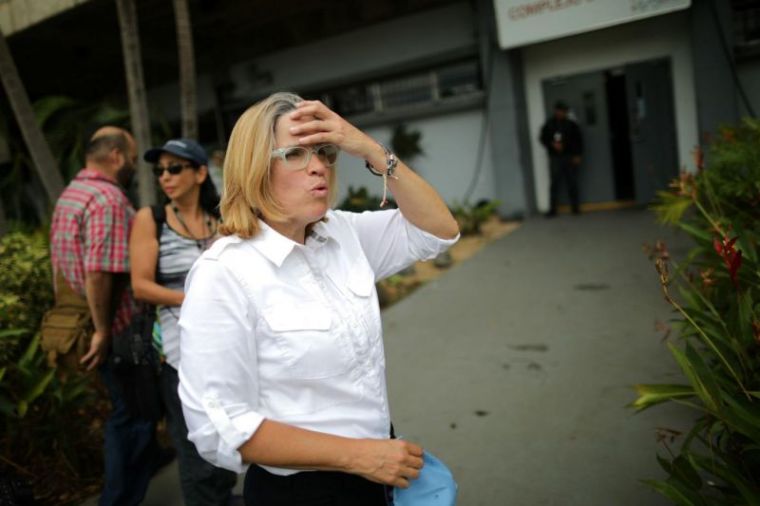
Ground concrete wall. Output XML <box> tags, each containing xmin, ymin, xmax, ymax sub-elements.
<box><xmin>337</xmin><ymin>109</ymin><xmax>496</xmax><ymax>206</ymax></box>
<box><xmin>147</xmin><ymin>2</ymin><xmax>495</xmax><ymax>206</ymax></box>
<box><xmin>227</xmin><ymin>2</ymin><xmax>477</xmax><ymax>100</ymax></box>
<box><xmin>737</xmin><ymin>62</ymin><xmax>760</xmax><ymax>118</ymax></box>
<box><xmin>148</xmin><ymin>2</ymin><xmax>478</xmax><ymax>120</ymax></box>
<box><xmin>522</xmin><ymin>11</ymin><xmax>699</xmax><ymax>212</ymax></box>
<box><xmin>0</xmin><ymin>0</ymin><xmax>91</xmax><ymax>36</ymax></box>
<box><xmin>690</xmin><ymin>0</ymin><xmax>740</xmax><ymax>135</ymax></box>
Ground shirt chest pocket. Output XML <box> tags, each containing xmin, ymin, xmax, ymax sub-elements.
<box><xmin>261</xmin><ymin>304</ymin><xmax>352</xmax><ymax>380</ymax></box>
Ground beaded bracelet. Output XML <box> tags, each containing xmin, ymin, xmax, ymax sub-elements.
<box><xmin>365</xmin><ymin>144</ymin><xmax>399</xmax><ymax>207</ymax></box>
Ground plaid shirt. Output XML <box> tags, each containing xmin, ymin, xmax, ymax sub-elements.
<box><xmin>50</xmin><ymin>168</ymin><xmax>135</xmax><ymax>336</ymax></box>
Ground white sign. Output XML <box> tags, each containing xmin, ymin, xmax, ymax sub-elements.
<box><xmin>493</xmin><ymin>0</ymin><xmax>691</xmax><ymax>49</ymax></box>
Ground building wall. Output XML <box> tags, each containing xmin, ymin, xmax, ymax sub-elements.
<box><xmin>0</xmin><ymin>0</ymin><xmax>91</xmax><ymax>36</ymax></box>
<box><xmin>148</xmin><ymin>2</ymin><xmax>478</xmax><ymax>120</ymax></box>
<box><xmin>147</xmin><ymin>1</ymin><xmax>495</xmax><ymax>206</ymax></box>
<box><xmin>737</xmin><ymin>62</ymin><xmax>760</xmax><ymax>118</ymax></box>
<box><xmin>337</xmin><ymin>109</ymin><xmax>496</xmax><ymax>206</ymax></box>
<box><xmin>522</xmin><ymin>11</ymin><xmax>699</xmax><ymax>212</ymax></box>
<box><xmin>226</xmin><ymin>2</ymin><xmax>477</xmax><ymax>100</ymax></box>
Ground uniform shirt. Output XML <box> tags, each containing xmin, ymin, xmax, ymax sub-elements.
<box><xmin>50</xmin><ymin>168</ymin><xmax>135</xmax><ymax>336</ymax></box>
<box><xmin>178</xmin><ymin>209</ymin><xmax>458</xmax><ymax>474</ymax></box>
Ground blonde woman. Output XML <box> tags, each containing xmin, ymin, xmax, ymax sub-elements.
<box><xmin>179</xmin><ymin>92</ymin><xmax>459</xmax><ymax>506</ymax></box>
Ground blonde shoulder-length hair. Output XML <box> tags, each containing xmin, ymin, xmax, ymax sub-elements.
<box><xmin>218</xmin><ymin>92</ymin><xmax>337</xmax><ymax>238</ymax></box>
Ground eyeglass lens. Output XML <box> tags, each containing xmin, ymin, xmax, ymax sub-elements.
<box><xmin>281</xmin><ymin>145</ymin><xmax>339</xmax><ymax>170</ymax></box>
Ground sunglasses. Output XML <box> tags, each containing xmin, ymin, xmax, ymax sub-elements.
<box><xmin>152</xmin><ymin>163</ymin><xmax>195</xmax><ymax>177</ymax></box>
<box><xmin>271</xmin><ymin>144</ymin><xmax>340</xmax><ymax>171</ymax></box>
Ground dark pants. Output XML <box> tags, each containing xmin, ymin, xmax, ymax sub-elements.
<box><xmin>99</xmin><ymin>362</ymin><xmax>160</xmax><ymax>506</ymax></box>
<box><xmin>161</xmin><ymin>363</ymin><xmax>237</xmax><ymax>506</ymax></box>
<box><xmin>549</xmin><ymin>156</ymin><xmax>580</xmax><ymax>214</ymax></box>
<box><xmin>244</xmin><ymin>465</ymin><xmax>391</xmax><ymax>506</ymax></box>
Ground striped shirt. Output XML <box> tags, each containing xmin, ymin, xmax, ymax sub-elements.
<box><xmin>156</xmin><ymin>221</ymin><xmax>213</xmax><ymax>368</ymax></box>
<box><xmin>50</xmin><ymin>168</ymin><xmax>135</xmax><ymax>336</ymax></box>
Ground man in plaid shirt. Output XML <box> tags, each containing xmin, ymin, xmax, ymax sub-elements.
<box><xmin>50</xmin><ymin>126</ymin><xmax>161</xmax><ymax>505</ymax></box>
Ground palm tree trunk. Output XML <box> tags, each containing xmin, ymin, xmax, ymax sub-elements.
<box><xmin>173</xmin><ymin>0</ymin><xmax>198</xmax><ymax>139</ymax></box>
<box><xmin>115</xmin><ymin>0</ymin><xmax>155</xmax><ymax>206</ymax></box>
<box><xmin>0</xmin><ymin>28</ymin><xmax>64</xmax><ymax>206</ymax></box>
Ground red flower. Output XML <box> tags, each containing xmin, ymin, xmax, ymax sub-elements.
<box><xmin>713</xmin><ymin>236</ymin><xmax>743</xmax><ymax>288</ymax></box>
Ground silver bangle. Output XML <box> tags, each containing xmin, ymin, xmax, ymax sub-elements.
<box><xmin>365</xmin><ymin>144</ymin><xmax>398</xmax><ymax>177</ymax></box>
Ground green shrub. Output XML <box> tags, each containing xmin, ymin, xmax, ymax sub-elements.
<box><xmin>0</xmin><ymin>230</ymin><xmax>53</xmax><ymax>362</ymax></box>
<box><xmin>337</xmin><ymin>186</ymin><xmax>396</xmax><ymax>212</ymax></box>
<box><xmin>450</xmin><ymin>200</ymin><xmax>500</xmax><ymax>235</ymax></box>
<box><xmin>0</xmin><ymin>230</ymin><xmax>106</xmax><ymax>504</ymax></box>
<box><xmin>633</xmin><ymin>118</ymin><xmax>760</xmax><ymax>503</ymax></box>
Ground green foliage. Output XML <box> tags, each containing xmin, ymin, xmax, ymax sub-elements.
<box><xmin>0</xmin><ymin>95</ymin><xmax>129</xmax><ymax>225</ymax></box>
<box><xmin>633</xmin><ymin>119</ymin><xmax>760</xmax><ymax>503</ymax></box>
<box><xmin>337</xmin><ymin>186</ymin><xmax>396</xmax><ymax>213</ymax></box>
<box><xmin>0</xmin><ymin>231</ymin><xmax>53</xmax><ymax>362</ymax></box>
<box><xmin>0</xmin><ymin>230</ymin><xmax>105</xmax><ymax>503</ymax></box>
<box><xmin>450</xmin><ymin>200</ymin><xmax>500</xmax><ymax>235</ymax></box>
<box><xmin>390</xmin><ymin>123</ymin><xmax>424</xmax><ymax>162</ymax></box>
<box><xmin>0</xmin><ymin>325</ymin><xmax>104</xmax><ymax>503</ymax></box>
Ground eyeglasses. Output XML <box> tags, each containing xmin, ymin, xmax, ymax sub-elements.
<box><xmin>271</xmin><ymin>144</ymin><xmax>340</xmax><ymax>171</ymax></box>
<box><xmin>152</xmin><ymin>163</ymin><xmax>194</xmax><ymax>177</ymax></box>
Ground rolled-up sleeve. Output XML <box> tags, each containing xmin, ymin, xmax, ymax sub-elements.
<box><xmin>178</xmin><ymin>256</ymin><xmax>264</xmax><ymax>473</ymax></box>
<box><xmin>340</xmin><ymin>209</ymin><xmax>459</xmax><ymax>281</ymax></box>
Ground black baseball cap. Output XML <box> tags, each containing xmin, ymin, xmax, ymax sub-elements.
<box><xmin>143</xmin><ymin>138</ymin><xmax>208</xmax><ymax>166</ymax></box>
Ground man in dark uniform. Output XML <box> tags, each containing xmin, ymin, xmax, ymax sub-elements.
<box><xmin>539</xmin><ymin>100</ymin><xmax>583</xmax><ymax>216</ymax></box>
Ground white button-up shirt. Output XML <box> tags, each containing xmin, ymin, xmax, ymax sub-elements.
<box><xmin>178</xmin><ymin>209</ymin><xmax>457</xmax><ymax>474</ymax></box>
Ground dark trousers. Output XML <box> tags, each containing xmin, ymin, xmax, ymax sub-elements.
<box><xmin>549</xmin><ymin>156</ymin><xmax>580</xmax><ymax>214</ymax></box>
<box><xmin>244</xmin><ymin>465</ymin><xmax>392</xmax><ymax>506</ymax></box>
<box><xmin>161</xmin><ymin>363</ymin><xmax>238</xmax><ymax>506</ymax></box>
<box><xmin>99</xmin><ymin>362</ymin><xmax>159</xmax><ymax>506</ymax></box>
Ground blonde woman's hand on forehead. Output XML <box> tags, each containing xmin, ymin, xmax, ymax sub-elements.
<box><xmin>289</xmin><ymin>100</ymin><xmax>382</xmax><ymax>162</ymax></box>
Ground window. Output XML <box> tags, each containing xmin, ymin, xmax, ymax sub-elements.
<box><xmin>310</xmin><ymin>58</ymin><xmax>482</xmax><ymax>118</ymax></box>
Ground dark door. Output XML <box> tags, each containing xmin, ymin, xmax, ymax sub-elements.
<box><xmin>625</xmin><ymin>58</ymin><xmax>679</xmax><ymax>204</ymax></box>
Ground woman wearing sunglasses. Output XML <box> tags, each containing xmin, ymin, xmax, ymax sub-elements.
<box><xmin>129</xmin><ymin>139</ymin><xmax>237</xmax><ymax>505</ymax></box>
<box><xmin>179</xmin><ymin>92</ymin><xmax>459</xmax><ymax>506</ymax></box>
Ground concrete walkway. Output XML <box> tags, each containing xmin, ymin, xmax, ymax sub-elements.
<box><xmin>382</xmin><ymin>208</ymin><xmax>693</xmax><ymax>505</ymax></box>
<box><xmin>99</xmin><ymin>208</ymin><xmax>694</xmax><ymax>505</ymax></box>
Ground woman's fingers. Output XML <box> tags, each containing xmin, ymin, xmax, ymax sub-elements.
<box><xmin>291</xmin><ymin>100</ymin><xmax>333</xmax><ymax>121</ymax></box>
<box><xmin>350</xmin><ymin>439</ymin><xmax>426</xmax><ymax>487</ymax></box>
<box><xmin>405</xmin><ymin>442</ymin><xmax>424</xmax><ymax>457</ymax></box>
<box><xmin>407</xmin><ymin>455</ymin><xmax>424</xmax><ymax>470</ymax></box>
<box><xmin>290</xmin><ymin>100</ymin><xmax>377</xmax><ymax>159</ymax></box>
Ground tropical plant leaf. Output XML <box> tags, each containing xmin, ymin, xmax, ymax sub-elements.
<box><xmin>720</xmin><ymin>395</ymin><xmax>760</xmax><ymax>442</ymax></box>
<box><xmin>668</xmin><ymin>343</ymin><xmax>722</xmax><ymax>413</ymax></box>
<box><xmin>690</xmin><ymin>451</ymin><xmax>760</xmax><ymax>506</ymax></box>
<box><xmin>21</xmin><ymin>367</ymin><xmax>55</xmax><ymax>407</ymax></box>
<box><xmin>672</xmin><ymin>455</ymin><xmax>703</xmax><ymax>490</ymax></box>
<box><xmin>642</xmin><ymin>478</ymin><xmax>704</xmax><ymax>506</ymax></box>
<box><xmin>677</xmin><ymin>222</ymin><xmax>712</xmax><ymax>242</ymax></box>
<box><xmin>18</xmin><ymin>332</ymin><xmax>41</xmax><ymax>370</ymax></box>
<box><xmin>631</xmin><ymin>384</ymin><xmax>695</xmax><ymax>411</ymax></box>
<box><xmin>0</xmin><ymin>328</ymin><xmax>30</xmax><ymax>339</ymax></box>
<box><xmin>33</xmin><ymin>95</ymin><xmax>78</xmax><ymax>127</ymax></box>
<box><xmin>652</xmin><ymin>191</ymin><xmax>693</xmax><ymax>225</ymax></box>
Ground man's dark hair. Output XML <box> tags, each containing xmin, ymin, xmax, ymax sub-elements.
<box><xmin>85</xmin><ymin>132</ymin><xmax>129</xmax><ymax>162</ymax></box>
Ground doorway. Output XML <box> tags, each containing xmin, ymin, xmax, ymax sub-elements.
<box><xmin>541</xmin><ymin>57</ymin><xmax>678</xmax><ymax>207</ymax></box>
